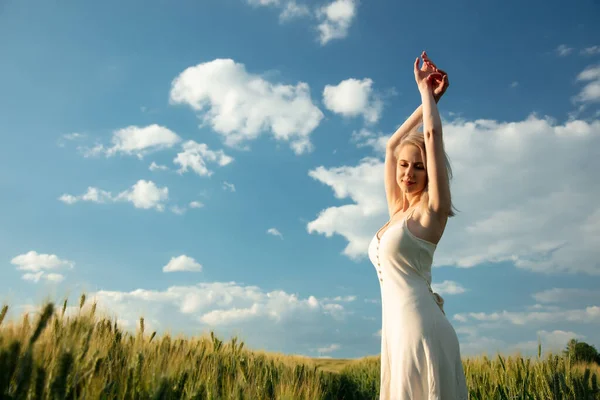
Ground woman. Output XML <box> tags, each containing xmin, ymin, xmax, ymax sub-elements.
<box><xmin>367</xmin><ymin>52</ymin><xmax>468</xmax><ymax>399</ymax></box>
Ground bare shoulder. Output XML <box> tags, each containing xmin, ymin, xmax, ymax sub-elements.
<box><xmin>410</xmin><ymin>206</ymin><xmax>449</xmax><ymax>245</ymax></box>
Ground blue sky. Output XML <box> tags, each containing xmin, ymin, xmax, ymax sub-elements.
<box><xmin>1</xmin><ymin>0</ymin><xmax>600</xmax><ymax>359</ymax></box>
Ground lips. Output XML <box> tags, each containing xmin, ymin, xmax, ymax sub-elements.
<box><xmin>404</xmin><ymin>181</ymin><xmax>415</xmax><ymax>186</ymax></box>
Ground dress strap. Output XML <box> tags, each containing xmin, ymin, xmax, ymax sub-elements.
<box><xmin>405</xmin><ymin>205</ymin><xmax>418</xmax><ymax>221</ymax></box>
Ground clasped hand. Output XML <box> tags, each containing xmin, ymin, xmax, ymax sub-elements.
<box><xmin>414</xmin><ymin>51</ymin><xmax>449</xmax><ymax>103</ymax></box>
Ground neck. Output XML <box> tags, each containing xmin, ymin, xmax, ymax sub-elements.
<box><xmin>403</xmin><ymin>193</ymin><xmax>421</xmax><ymax>211</ymax></box>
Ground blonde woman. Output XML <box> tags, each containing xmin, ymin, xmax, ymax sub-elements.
<box><xmin>368</xmin><ymin>52</ymin><xmax>468</xmax><ymax>399</ymax></box>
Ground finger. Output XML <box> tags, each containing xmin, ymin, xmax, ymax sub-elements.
<box><xmin>437</xmin><ymin>68</ymin><xmax>447</xmax><ymax>76</ymax></box>
<box><xmin>414</xmin><ymin>57</ymin><xmax>420</xmax><ymax>73</ymax></box>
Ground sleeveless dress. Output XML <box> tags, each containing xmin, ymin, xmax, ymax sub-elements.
<box><xmin>367</xmin><ymin>207</ymin><xmax>468</xmax><ymax>399</ymax></box>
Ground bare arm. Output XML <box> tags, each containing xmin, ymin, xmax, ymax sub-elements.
<box><xmin>417</xmin><ymin>63</ymin><xmax>452</xmax><ymax>218</ymax></box>
<box><xmin>383</xmin><ymin>105</ymin><xmax>424</xmax><ymax>217</ymax></box>
<box><xmin>384</xmin><ymin>57</ymin><xmax>448</xmax><ymax>218</ymax></box>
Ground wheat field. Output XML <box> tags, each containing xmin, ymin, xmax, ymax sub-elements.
<box><xmin>0</xmin><ymin>296</ymin><xmax>598</xmax><ymax>399</ymax></box>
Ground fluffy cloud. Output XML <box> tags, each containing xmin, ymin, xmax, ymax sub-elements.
<box><xmin>77</xmin><ymin>281</ymin><xmax>356</xmax><ymax>354</ymax></box>
<box><xmin>163</xmin><ymin>255</ymin><xmax>203</xmax><ymax>273</ymax></box>
<box><xmin>323</xmin><ymin>78</ymin><xmax>382</xmax><ymax>123</ymax></box>
<box><xmin>454</xmin><ymin>306</ymin><xmax>600</xmax><ymax>326</ymax></box>
<box><xmin>107</xmin><ymin>125</ymin><xmax>181</xmax><ymax>158</ymax></box>
<box><xmin>581</xmin><ymin>46</ymin><xmax>600</xmax><ymax>56</ymax></box>
<box><xmin>59</xmin><ymin>180</ymin><xmax>169</xmax><ymax>211</ymax></box>
<box><xmin>114</xmin><ymin>180</ymin><xmax>169</xmax><ymax>211</ymax></box>
<box><xmin>514</xmin><ymin>330</ymin><xmax>585</xmax><ymax>353</ymax></box>
<box><xmin>11</xmin><ymin>251</ymin><xmax>73</xmax><ymax>283</ymax></box>
<box><xmin>149</xmin><ymin>162</ymin><xmax>169</xmax><ymax>171</ymax></box>
<box><xmin>174</xmin><ymin>140</ymin><xmax>233</xmax><ymax>176</ymax></box>
<box><xmin>574</xmin><ymin>64</ymin><xmax>600</xmax><ymax>103</ymax></box>
<box><xmin>279</xmin><ymin>1</ymin><xmax>310</xmax><ymax>21</ymax></box>
<box><xmin>351</xmin><ymin>128</ymin><xmax>387</xmax><ymax>151</ymax></box>
<box><xmin>222</xmin><ymin>182</ymin><xmax>236</xmax><ymax>192</ymax></box>
<box><xmin>169</xmin><ymin>59</ymin><xmax>323</xmax><ymax>154</ymax></box>
<box><xmin>452</xmin><ymin>296</ymin><xmax>599</xmax><ymax>356</ymax></box>
<box><xmin>316</xmin><ymin>343</ymin><xmax>341</xmax><ymax>354</ymax></box>
<box><xmin>532</xmin><ymin>288</ymin><xmax>600</xmax><ymax>305</ymax></box>
<box><xmin>431</xmin><ymin>280</ymin><xmax>467</xmax><ymax>295</ymax></box>
<box><xmin>455</xmin><ymin>310</ymin><xmax>590</xmax><ymax>356</ymax></box>
<box><xmin>58</xmin><ymin>132</ymin><xmax>86</xmax><ymax>147</ymax></box>
<box><xmin>317</xmin><ymin>0</ymin><xmax>357</xmax><ymax>45</ymax></box>
<box><xmin>170</xmin><ymin>206</ymin><xmax>186</xmax><ymax>215</ymax></box>
<box><xmin>78</xmin><ymin>125</ymin><xmax>181</xmax><ymax>159</ymax></box>
<box><xmin>267</xmin><ymin>228</ymin><xmax>283</xmax><ymax>238</ymax></box>
<box><xmin>555</xmin><ymin>44</ymin><xmax>573</xmax><ymax>57</ymax></box>
<box><xmin>307</xmin><ymin>115</ymin><xmax>600</xmax><ymax>275</ymax></box>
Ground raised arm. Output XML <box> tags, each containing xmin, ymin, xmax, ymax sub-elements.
<box><xmin>383</xmin><ymin>107</ymin><xmax>423</xmax><ymax>217</ymax></box>
<box><xmin>383</xmin><ymin>55</ymin><xmax>449</xmax><ymax>218</ymax></box>
<box><xmin>414</xmin><ymin>53</ymin><xmax>452</xmax><ymax>219</ymax></box>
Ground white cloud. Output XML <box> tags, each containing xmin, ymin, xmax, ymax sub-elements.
<box><xmin>12</xmin><ymin>251</ymin><xmax>73</xmax><ymax>283</ymax></box>
<box><xmin>22</xmin><ymin>272</ymin><xmax>44</xmax><ymax>283</ymax></box>
<box><xmin>581</xmin><ymin>46</ymin><xmax>600</xmax><ymax>56</ymax></box>
<box><xmin>170</xmin><ymin>205</ymin><xmax>186</xmax><ymax>215</ymax></box>
<box><xmin>60</xmin><ymin>180</ymin><xmax>169</xmax><ymax>211</ymax></box>
<box><xmin>247</xmin><ymin>0</ymin><xmax>279</xmax><ymax>5</ymax></box>
<box><xmin>279</xmin><ymin>1</ymin><xmax>310</xmax><ymax>21</ymax></box>
<box><xmin>22</xmin><ymin>272</ymin><xmax>66</xmax><ymax>283</ymax></box>
<box><xmin>174</xmin><ymin>140</ymin><xmax>233</xmax><ymax>177</ymax></box>
<box><xmin>115</xmin><ymin>180</ymin><xmax>169</xmax><ymax>211</ymax></box>
<box><xmin>323</xmin><ymin>78</ymin><xmax>382</xmax><ymax>123</ymax></box>
<box><xmin>510</xmin><ymin>81</ymin><xmax>519</xmax><ymax>88</ymax></box>
<box><xmin>64</xmin><ymin>187</ymin><xmax>113</xmax><ymax>204</ymax></box>
<box><xmin>267</xmin><ymin>228</ymin><xmax>283</xmax><ymax>238</ymax></box>
<box><xmin>316</xmin><ymin>343</ymin><xmax>341</xmax><ymax>354</ymax></box>
<box><xmin>323</xmin><ymin>295</ymin><xmax>356</xmax><ymax>302</ymax></box>
<box><xmin>75</xmin><ymin>281</ymin><xmax>352</xmax><ymax>353</ymax></box>
<box><xmin>163</xmin><ymin>255</ymin><xmax>203</xmax><ymax>273</ymax></box>
<box><xmin>453</xmin><ymin>306</ymin><xmax>600</xmax><ymax>326</ymax></box>
<box><xmin>431</xmin><ymin>280</ymin><xmax>467</xmax><ymax>295</ymax></box>
<box><xmin>316</xmin><ymin>0</ymin><xmax>357</xmax><ymax>45</ymax></box>
<box><xmin>555</xmin><ymin>44</ymin><xmax>573</xmax><ymax>57</ymax></box>
<box><xmin>58</xmin><ymin>132</ymin><xmax>86</xmax><ymax>148</ymax></box>
<box><xmin>62</xmin><ymin>133</ymin><xmax>86</xmax><ymax>140</ymax></box>
<box><xmin>455</xmin><ymin>324</ymin><xmax>587</xmax><ymax>357</ymax></box>
<box><xmin>351</xmin><ymin>128</ymin><xmax>387</xmax><ymax>151</ymax></box>
<box><xmin>307</xmin><ymin>115</ymin><xmax>600</xmax><ymax>275</ymax></box>
<box><xmin>189</xmin><ymin>201</ymin><xmax>204</xmax><ymax>209</ymax></box>
<box><xmin>11</xmin><ymin>251</ymin><xmax>74</xmax><ymax>272</ymax></box>
<box><xmin>514</xmin><ymin>330</ymin><xmax>585</xmax><ymax>354</ymax></box>
<box><xmin>86</xmin><ymin>125</ymin><xmax>181</xmax><ymax>159</ymax></box>
<box><xmin>574</xmin><ymin>64</ymin><xmax>600</xmax><ymax>103</ymax></box>
<box><xmin>223</xmin><ymin>181</ymin><xmax>236</xmax><ymax>192</ymax></box>
<box><xmin>149</xmin><ymin>162</ymin><xmax>169</xmax><ymax>171</ymax></box>
<box><xmin>58</xmin><ymin>194</ymin><xmax>78</xmax><ymax>205</ymax></box>
<box><xmin>169</xmin><ymin>59</ymin><xmax>324</xmax><ymax>154</ymax></box>
<box><xmin>45</xmin><ymin>273</ymin><xmax>65</xmax><ymax>282</ymax></box>
<box><xmin>532</xmin><ymin>288</ymin><xmax>600</xmax><ymax>304</ymax></box>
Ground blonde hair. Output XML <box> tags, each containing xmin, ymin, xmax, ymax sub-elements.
<box><xmin>393</xmin><ymin>127</ymin><xmax>457</xmax><ymax>217</ymax></box>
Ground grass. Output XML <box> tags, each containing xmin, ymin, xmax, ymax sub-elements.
<box><xmin>0</xmin><ymin>295</ymin><xmax>599</xmax><ymax>399</ymax></box>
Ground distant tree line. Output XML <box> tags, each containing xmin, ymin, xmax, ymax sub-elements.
<box><xmin>564</xmin><ymin>339</ymin><xmax>600</xmax><ymax>365</ymax></box>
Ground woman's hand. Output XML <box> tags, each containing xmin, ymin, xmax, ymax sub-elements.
<box><xmin>422</xmin><ymin>52</ymin><xmax>449</xmax><ymax>103</ymax></box>
<box><xmin>414</xmin><ymin>51</ymin><xmax>447</xmax><ymax>101</ymax></box>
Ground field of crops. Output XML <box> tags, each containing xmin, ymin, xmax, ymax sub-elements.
<box><xmin>0</xmin><ymin>296</ymin><xmax>598</xmax><ymax>399</ymax></box>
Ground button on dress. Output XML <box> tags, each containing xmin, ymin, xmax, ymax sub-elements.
<box><xmin>368</xmin><ymin>208</ymin><xmax>468</xmax><ymax>399</ymax></box>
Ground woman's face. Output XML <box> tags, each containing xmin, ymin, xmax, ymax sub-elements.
<box><xmin>396</xmin><ymin>144</ymin><xmax>427</xmax><ymax>195</ymax></box>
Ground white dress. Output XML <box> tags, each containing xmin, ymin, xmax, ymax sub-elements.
<box><xmin>368</xmin><ymin>207</ymin><xmax>468</xmax><ymax>400</ymax></box>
